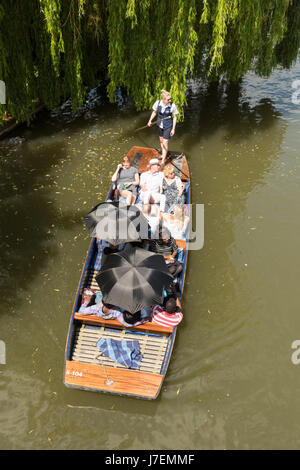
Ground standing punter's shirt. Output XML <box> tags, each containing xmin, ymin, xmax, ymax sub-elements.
<box><xmin>152</xmin><ymin>100</ymin><xmax>179</xmax><ymax>128</ymax></box>
<box><xmin>140</xmin><ymin>170</ymin><xmax>163</xmax><ymax>193</ymax></box>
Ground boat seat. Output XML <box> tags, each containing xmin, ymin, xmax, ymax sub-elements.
<box><xmin>175</xmin><ymin>238</ymin><xmax>186</xmax><ymax>253</ymax></box>
<box><xmin>74</xmin><ymin>313</ymin><xmax>174</xmax><ymax>335</ymax></box>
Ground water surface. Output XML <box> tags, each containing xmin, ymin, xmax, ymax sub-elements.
<box><xmin>1</xmin><ymin>67</ymin><xmax>300</xmax><ymax>450</ymax></box>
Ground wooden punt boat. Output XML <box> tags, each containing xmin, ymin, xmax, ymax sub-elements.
<box><xmin>63</xmin><ymin>146</ymin><xmax>190</xmax><ymax>399</ymax></box>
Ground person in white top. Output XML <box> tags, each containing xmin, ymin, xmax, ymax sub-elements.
<box><xmin>140</xmin><ymin>203</ymin><xmax>161</xmax><ymax>239</ymax></box>
<box><xmin>162</xmin><ymin>205</ymin><xmax>190</xmax><ymax>239</ymax></box>
<box><xmin>147</xmin><ymin>90</ymin><xmax>179</xmax><ymax>165</ymax></box>
<box><xmin>139</xmin><ymin>158</ymin><xmax>166</xmax><ymax>212</ymax></box>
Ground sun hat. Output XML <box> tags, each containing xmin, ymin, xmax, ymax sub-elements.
<box><xmin>148</xmin><ymin>158</ymin><xmax>160</xmax><ymax>167</ymax></box>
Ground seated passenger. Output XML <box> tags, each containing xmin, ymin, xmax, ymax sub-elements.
<box><xmin>163</xmin><ymin>279</ymin><xmax>179</xmax><ymax>300</ymax></box>
<box><xmin>79</xmin><ymin>290</ymin><xmax>120</xmax><ymax>319</ymax></box>
<box><xmin>160</xmin><ymin>163</ymin><xmax>185</xmax><ymax>213</ymax></box>
<box><xmin>151</xmin><ymin>298</ymin><xmax>183</xmax><ymax>327</ymax></box>
<box><xmin>162</xmin><ymin>205</ymin><xmax>189</xmax><ymax>239</ymax></box>
<box><xmin>149</xmin><ymin>227</ymin><xmax>183</xmax><ymax>277</ymax></box>
<box><xmin>129</xmin><ymin>240</ymin><xmax>148</xmax><ymax>249</ymax></box>
<box><xmin>116</xmin><ymin>310</ymin><xmax>148</xmax><ymax>327</ymax></box>
<box><xmin>80</xmin><ymin>288</ymin><xmax>96</xmax><ymax>308</ymax></box>
<box><xmin>111</xmin><ymin>156</ymin><xmax>139</xmax><ymax>205</ymax></box>
<box><xmin>139</xmin><ymin>158</ymin><xmax>166</xmax><ymax>212</ymax></box>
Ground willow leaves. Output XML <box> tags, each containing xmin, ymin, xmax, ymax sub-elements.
<box><xmin>0</xmin><ymin>0</ymin><xmax>299</xmax><ymax>124</ymax></box>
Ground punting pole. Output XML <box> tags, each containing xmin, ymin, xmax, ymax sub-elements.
<box><xmin>135</xmin><ymin>116</ymin><xmax>172</xmax><ymax>132</ymax></box>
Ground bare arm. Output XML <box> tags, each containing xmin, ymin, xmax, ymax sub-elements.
<box><xmin>140</xmin><ymin>172</ymin><xmax>147</xmax><ymax>191</ymax></box>
<box><xmin>147</xmin><ymin>110</ymin><xmax>157</xmax><ymax>127</ymax></box>
<box><xmin>176</xmin><ymin>176</ymin><xmax>184</xmax><ymax>196</ymax></box>
<box><xmin>112</xmin><ymin>164</ymin><xmax>122</xmax><ymax>182</ymax></box>
<box><xmin>170</xmin><ymin>114</ymin><xmax>177</xmax><ymax>137</ymax></box>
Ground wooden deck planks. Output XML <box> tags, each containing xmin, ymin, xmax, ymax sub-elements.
<box><xmin>79</xmin><ymin>269</ymin><xmax>100</xmax><ymax>294</ymax></box>
<box><xmin>64</xmin><ymin>360</ymin><xmax>163</xmax><ymax>398</ymax></box>
<box><xmin>71</xmin><ymin>353</ymin><xmax>163</xmax><ymax>374</ymax></box>
<box><xmin>70</xmin><ymin>324</ymin><xmax>170</xmax><ymax>375</ymax></box>
<box><xmin>74</xmin><ymin>335</ymin><xmax>168</xmax><ymax>358</ymax></box>
<box><xmin>74</xmin><ymin>330</ymin><xmax>163</xmax><ymax>349</ymax></box>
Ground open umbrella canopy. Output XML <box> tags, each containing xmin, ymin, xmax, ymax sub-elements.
<box><xmin>83</xmin><ymin>201</ymin><xmax>150</xmax><ymax>245</ymax></box>
<box><xmin>96</xmin><ymin>244</ymin><xmax>173</xmax><ymax>313</ymax></box>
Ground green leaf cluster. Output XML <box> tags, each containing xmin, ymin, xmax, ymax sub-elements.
<box><xmin>0</xmin><ymin>0</ymin><xmax>299</xmax><ymax>124</ymax></box>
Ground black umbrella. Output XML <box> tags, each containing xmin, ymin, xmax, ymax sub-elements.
<box><xmin>83</xmin><ymin>201</ymin><xmax>150</xmax><ymax>245</ymax></box>
<box><xmin>96</xmin><ymin>244</ymin><xmax>174</xmax><ymax>313</ymax></box>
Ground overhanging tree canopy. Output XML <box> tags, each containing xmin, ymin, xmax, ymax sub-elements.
<box><xmin>0</xmin><ymin>0</ymin><xmax>299</xmax><ymax>124</ymax></box>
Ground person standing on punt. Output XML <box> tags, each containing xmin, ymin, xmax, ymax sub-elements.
<box><xmin>147</xmin><ymin>90</ymin><xmax>178</xmax><ymax>166</ymax></box>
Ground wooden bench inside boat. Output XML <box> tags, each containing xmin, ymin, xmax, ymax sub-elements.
<box><xmin>74</xmin><ymin>313</ymin><xmax>174</xmax><ymax>335</ymax></box>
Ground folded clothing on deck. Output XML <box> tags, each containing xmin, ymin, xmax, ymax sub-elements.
<box><xmin>96</xmin><ymin>337</ymin><xmax>142</xmax><ymax>369</ymax></box>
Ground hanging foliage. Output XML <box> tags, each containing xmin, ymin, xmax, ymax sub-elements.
<box><xmin>0</xmin><ymin>0</ymin><xmax>299</xmax><ymax>125</ymax></box>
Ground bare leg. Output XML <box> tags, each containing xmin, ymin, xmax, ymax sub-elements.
<box><xmin>144</xmin><ymin>203</ymin><xmax>151</xmax><ymax>214</ymax></box>
<box><xmin>150</xmin><ymin>192</ymin><xmax>166</xmax><ymax>212</ymax></box>
<box><xmin>140</xmin><ymin>190</ymin><xmax>150</xmax><ymax>205</ymax></box>
<box><xmin>159</xmin><ymin>136</ymin><xmax>164</xmax><ymax>156</ymax></box>
<box><xmin>161</xmin><ymin>138</ymin><xmax>169</xmax><ymax>165</ymax></box>
<box><xmin>121</xmin><ymin>189</ymin><xmax>133</xmax><ymax>205</ymax></box>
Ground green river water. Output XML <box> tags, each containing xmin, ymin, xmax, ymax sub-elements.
<box><xmin>1</xmin><ymin>65</ymin><xmax>300</xmax><ymax>450</ymax></box>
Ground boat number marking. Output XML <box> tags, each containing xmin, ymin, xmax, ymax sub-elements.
<box><xmin>66</xmin><ymin>369</ymin><xmax>83</xmax><ymax>378</ymax></box>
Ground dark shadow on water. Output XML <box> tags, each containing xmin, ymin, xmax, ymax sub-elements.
<box><xmin>174</xmin><ymin>79</ymin><xmax>286</xmax><ymax>219</ymax></box>
<box><xmin>0</xmin><ymin>138</ymin><xmax>84</xmax><ymax>314</ymax></box>
<box><xmin>0</xmin><ymin>87</ymin><xmax>141</xmax><ymax>317</ymax></box>
<box><xmin>180</xmin><ymin>79</ymin><xmax>282</xmax><ymax>150</ymax></box>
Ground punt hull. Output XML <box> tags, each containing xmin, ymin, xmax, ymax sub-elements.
<box><xmin>63</xmin><ymin>146</ymin><xmax>190</xmax><ymax>399</ymax></box>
